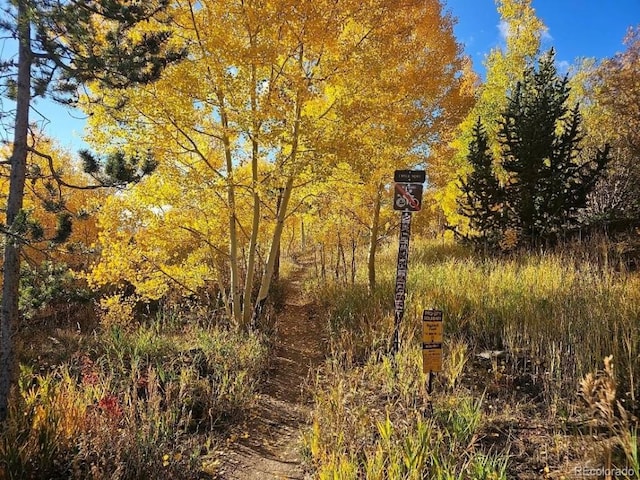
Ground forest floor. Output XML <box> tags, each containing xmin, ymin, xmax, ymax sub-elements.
<box><xmin>14</xmin><ymin>256</ymin><xmax>628</xmax><ymax>479</ymax></box>
<box><xmin>210</xmin><ymin>258</ymin><xmax>325</xmax><ymax>479</ymax></box>
<box><xmin>201</xmin><ymin>259</ymin><xmax>605</xmax><ymax>480</ymax></box>
<box><xmin>9</xmin><ymin>246</ymin><xmax>634</xmax><ymax>479</ymax></box>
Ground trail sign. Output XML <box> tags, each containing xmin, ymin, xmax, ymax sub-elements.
<box><xmin>393</xmin><ymin>183</ymin><xmax>423</xmax><ymax>212</ymax></box>
<box><xmin>422</xmin><ymin>309</ymin><xmax>443</xmax><ymax>373</ymax></box>
<box><xmin>391</xmin><ymin>169</ymin><xmax>425</xmax><ymax>355</ymax></box>
<box><xmin>394</xmin><ymin>170</ymin><xmax>426</xmax><ymax>183</ymax></box>
<box><xmin>422</xmin><ymin>310</ymin><xmax>443</xmax><ymax>341</ymax></box>
<box><xmin>423</xmin><ymin>345</ymin><xmax>443</xmax><ymax>373</ymax></box>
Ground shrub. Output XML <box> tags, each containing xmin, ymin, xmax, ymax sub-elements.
<box><xmin>0</xmin><ymin>305</ymin><xmax>268</xmax><ymax>479</ymax></box>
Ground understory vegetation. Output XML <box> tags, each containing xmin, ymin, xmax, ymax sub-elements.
<box><xmin>304</xmin><ymin>239</ymin><xmax>640</xmax><ymax>479</ymax></box>
<box><xmin>0</xmin><ymin>1</ymin><xmax>638</xmax><ymax>478</ymax></box>
<box><xmin>1</xmin><ymin>238</ymin><xmax>639</xmax><ymax>479</ymax></box>
<box><xmin>1</xmin><ymin>303</ymin><xmax>268</xmax><ymax>479</ymax></box>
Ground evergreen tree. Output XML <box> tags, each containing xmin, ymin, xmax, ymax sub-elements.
<box><xmin>498</xmin><ymin>49</ymin><xmax>609</xmax><ymax>246</ymax></box>
<box><xmin>458</xmin><ymin>50</ymin><xmax>610</xmax><ymax>249</ymax></box>
<box><xmin>457</xmin><ymin>118</ymin><xmax>504</xmax><ymax>245</ymax></box>
<box><xmin>438</xmin><ymin>0</ymin><xmax>547</xmax><ymax>231</ymax></box>
<box><xmin>0</xmin><ymin>0</ymin><xmax>183</xmax><ymax>422</ymax></box>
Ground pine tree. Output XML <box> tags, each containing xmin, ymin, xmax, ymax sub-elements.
<box><xmin>499</xmin><ymin>50</ymin><xmax>610</xmax><ymax>246</ymax></box>
<box><xmin>0</xmin><ymin>0</ymin><xmax>182</xmax><ymax>422</ymax></box>
<box><xmin>438</xmin><ymin>0</ymin><xmax>547</xmax><ymax>232</ymax></box>
<box><xmin>457</xmin><ymin>118</ymin><xmax>504</xmax><ymax>245</ymax></box>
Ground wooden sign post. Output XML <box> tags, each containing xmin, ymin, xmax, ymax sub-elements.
<box><xmin>391</xmin><ymin>170</ymin><xmax>425</xmax><ymax>355</ymax></box>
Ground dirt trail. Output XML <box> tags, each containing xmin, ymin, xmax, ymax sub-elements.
<box><xmin>214</xmin><ymin>261</ymin><xmax>325</xmax><ymax>479</ymax></box>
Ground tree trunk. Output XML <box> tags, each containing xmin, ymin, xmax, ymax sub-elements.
<box><xmin>367</xmin><ymin>184</ymin><xmax>382</xmax><ymax>293</ymax></box>
<box><xmin>241</xmin><ymin>60</ymin><xmax>261</xmax><ymax>330</ymax></box>
<box><xmin>251</xmin><ymin>78</ymin><xmax>304</xmax><ymax>326</ymax></box>
<box><xmin>350</xmin><ymin>236</ymin><xmax>357</xmax><ymax>285</ymax></box>
<box><xmin>241</xmin><ymin>141</ymin><xmax>260</xmax><ymax>329</ymax></box>
<box><xmin>218</xmin><ymin>91</ymin><xmax>242</xmax><ymax>327</ymax></box>
<box><xmin>313</xmin><ymin>245</ymin><xmax>318</xmax><ymax>278</ymax></box>
<box><xmin>1</xmin><ymin>0</ymin><xmax>31</xmax><ymax>423</ymax></box>
<box><xmin>252</xmin><ymin>176</ymin><xmax>295</xmax><ymax>325</ymax></box>
<box><xmin>273</xmin><ymin>188</ymin><xmax>284</xmax><ymax>282</ymax></box>
<box><xmin>335</xmin><ymin>234</ymin><xmax>341</xmax><ymax>281</ymax></box>
<box><xmin>339</xmin><ymin>236</ymin><xmax>347</xmax><ymax>284</ymax></box>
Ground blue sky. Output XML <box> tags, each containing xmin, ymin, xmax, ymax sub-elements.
<box><xmin>4</xmin><ymin>0</ymin><xmax>640</xmax><ymax>152</ymax></box>
<box><xmin>444</xmin><ymin>0</ymin><xmax>640</xmax><ymax>77</ymax></box>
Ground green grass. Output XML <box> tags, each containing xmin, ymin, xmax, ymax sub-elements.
<box><xmin>303</xmin><ymin>347</ymin><xmax>509</xmax><ymax>480</ymax></box>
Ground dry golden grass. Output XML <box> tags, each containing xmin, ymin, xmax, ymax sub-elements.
<box><xmin>304</xmin><ymin>238</ymin><xmax>639</xmax><ymax>478</ymax></box>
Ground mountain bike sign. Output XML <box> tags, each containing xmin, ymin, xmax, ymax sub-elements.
<box><xmin>394</xmin><ymin>182</ymin><xmax>423</xmax><ymax>212</ymax></box>
<box><xmin>391</xmin><ymin>170</ymin><xmax>425</xmax><ymax>355</ymax></box>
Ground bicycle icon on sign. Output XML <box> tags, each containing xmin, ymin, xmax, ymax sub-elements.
<box><xmin>394</xmin><ymin>183</ymin><xmax>423</xmax><ymax>212</ymax></box>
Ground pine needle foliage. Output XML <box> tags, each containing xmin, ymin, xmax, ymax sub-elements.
<box><xmin>458</xmin><ymin>50</ymin><xmax>610</xmax><ymax>249</ymax></box>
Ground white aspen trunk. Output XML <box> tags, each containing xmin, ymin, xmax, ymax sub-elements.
<box><xmin>339</xmin><ymin>234</ymin><xmax>347</xmax><ymax>284</ymax></box>
<box><xmin>313</xmin><ymin>245</ymin><xmax>318</xmax><ymax>277</ymax></box>
<box><xmin>241</xmin><ymin>147</ymin><xmax>261</xmax><ymax>329</ymax></box>
<box><xmin>0</xmin><ymin>0</ymin><xmax>30</xmax><ymax>422</ymax></box>
<box><xmin>273</xmin><ymin>189</ymin><xmax>283</xmax><ymax>282</ymax></box>
<box><xmin>252</xmin><ymin>175</ymin><xmax>295</xmax><ymax>325</ymax></box>
<box><xmin>350</xmin><ymin>236</ymin><xmax>356</xmax><ymax>285</ymax></box>
<box><xmin>218</xmin><ymin>91</ymin><xmax>242</xmax><ymax>327</ymax></box>
<box><xmin>335</xmin><ymin>234</ymin><xmax>341</xmax><ymax>281</ymax></box>
<box><xmin>241</xmin><ymin>61</ymin><xmax>261</xmax><ymax>330</ymax></box>
<box><xmin>251</xmin><ymin>65</ymin><xmax>304</xmax><ymax>325</ymax></box>
<box><xmin>367</xmin><ymin>184</ymin><xmax>383</xmax><ymax>293</ymax></box>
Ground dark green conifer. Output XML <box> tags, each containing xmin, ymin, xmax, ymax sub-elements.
<box><xmin>498</xmin><ymin>49</ymin><xmax>609</xmax><ymax>246</ymax></box>
<box><xmin>459</xmin><ymin>50</ymin><xmax>610</xmax><ymax>249</ymax></box>
<box><xmin>457</xmin><ymin>118</ymin><xmax>504</xmax><ymax>245</ymax></box>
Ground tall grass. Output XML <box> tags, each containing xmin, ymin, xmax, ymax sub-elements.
<box><xmin>305</xmin><ymin>238</ymin><xmax>640</xmax><ymax>477</ymax></box>
<box><xmin>402</xmin><ymin>242</ymin><xmax>640</xmax><ymax>407</ymax></box>
<box><xmin>313</xmin><ymin>239</ymin><xmax>640</xmax><ymax>407</ymax></box>
<box><xmin>1</xmin><ymin>306</ymin><xmax>268</xmax><ymax>479</ymax></box>
<box><xmin>303</xmin><ymin>346</ymin><xmax>509</xmax><ymax>479</ymax></box>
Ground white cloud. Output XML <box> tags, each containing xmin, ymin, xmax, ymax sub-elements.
<box><xmin>557</xmin><ymin>60</ymin><xmax>570</xmax><ymax>75</ymax></box>
<box><xmin>498</xmin><ymin>20</ymin><xmax>510</xmax><ymax>40</ymax></box>
<box><xmin>498</xmin><ymin>21</ymin><xmax>553</xmax><ymax>42</ymax></box>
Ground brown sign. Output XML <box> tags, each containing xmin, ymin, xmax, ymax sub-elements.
<box><xmin>394</xmin><ymin>170</ymin><xmax>426</xmax><ymax>183</ymax></box>
<box><xmin>393</xmin><ymin>183</ymin><xmax>423</xmax><ymax>211</ymax></box>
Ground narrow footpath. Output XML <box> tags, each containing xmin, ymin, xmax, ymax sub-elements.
<box><xmin>214</xmin><ymin>261</ymin><xmax>325</xmax><ymax>479</ymax></box>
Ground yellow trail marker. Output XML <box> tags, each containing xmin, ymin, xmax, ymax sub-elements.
<box><xmin>422</xmin><ymin>309</ymin><xmax>443</xmax><ymax>373</ymax></box>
